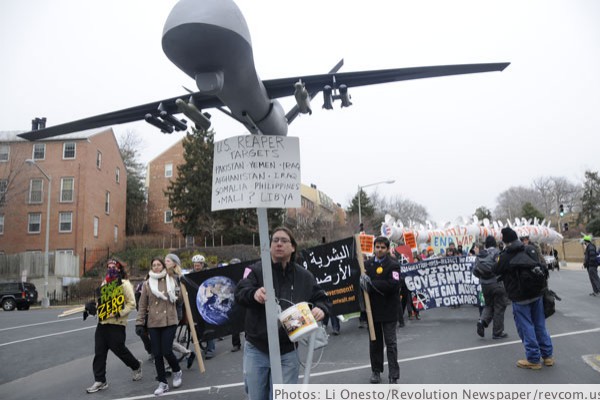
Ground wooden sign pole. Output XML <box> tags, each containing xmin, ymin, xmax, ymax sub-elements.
<box><xmin>180</xmin><ymin>280</ymin><xmax>206</xmax><ymax>373</ymax></box>
<box><xmin>355</xmin><ymin>234</ymin><xmax>376</xmax><ymax>341</ymax></box>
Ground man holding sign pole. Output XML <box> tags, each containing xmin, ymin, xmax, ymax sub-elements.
<box><xmin>235</xmin><ymin>227</ymin><xmax>331</xmax><ymax>400</ymax></box>
<box><xmin>360</xmin><ymin>236</ymin><xmax>401</xmax><ymax>384</ymax></box>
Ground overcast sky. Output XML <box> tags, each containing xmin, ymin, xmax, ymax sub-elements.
<box><xmin>1</xmin><ymin>0</ymin><xmax>599</xmax><ymax>223</ymax></box>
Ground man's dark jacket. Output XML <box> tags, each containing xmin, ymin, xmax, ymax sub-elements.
<box><xmin>364</xmin><ymin>255</ymin><xmax>401</xmax><ymax>322</ymax></box>
<box><xmin>493</xmin><ymin>240</ymin><xmax>546</xmax><ymax>302</ymax></box>
<box><xmin>234</xmin><ymin>261</ymin><xmax>331</xmax><ymax>355</ymax></box>
<box><xmin>584</xmin><ymin>242</ymin><xmax>598</xmax><ymax>269</ymax></box>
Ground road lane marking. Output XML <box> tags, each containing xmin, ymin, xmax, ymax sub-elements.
<box><xmin>0</xmin><ymin>318</ymin><xmax>136</xmax><ymax>347</ymax></box>
<box><xmin>111</xmin><ymin>327</ymin><xmax>600</xmax><ymax>400</ymax></box>
<box><xmin>0</xmin><ymin>317</ymin><xmax>80</xmax><ymax>332</ymax></box>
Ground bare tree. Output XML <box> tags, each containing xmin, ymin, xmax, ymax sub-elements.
<box><xmin>0</xmin><ymin>142</ymin><xmax>31</xmax><ymax>212</ymax></box>
<box><xmin>371</xmin><ymin>192</ymin><xmax>428</xmax><ymax>225</ymax></box>
<box><xmin>117</xmin><ymin>130</ymin><xmax>147</xmax><ymax>235</ymax></box>
<box><xmin>494</xmin><ymin>186</ymin><xmax>543</xmax><ymax>221</ymax></box>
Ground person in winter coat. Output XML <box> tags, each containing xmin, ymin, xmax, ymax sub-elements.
<box><xmin>136</xmin><ymin>257</ymin><xmax>182</xmax><ymax>396</ymax></box>
<box><xmin>235</xmin><ymin>227</ymin><xmax>331</xmax><ymax>400</ymax></box>
<box><xmin>582</xmin><ymin>235</ymin><xmax>600</xmax><ymax>296</ymax></box>
<box><xmin>474</xmin><ymin>236</ymin><xmax>509</xmax><ymax>339</ymax></box>
<box><xmin>493</xmin><ymin>227</ymin><xmax>553</xmax><ymax>370</ymax></box>
<box><xmin>85</xmin><ymin>259</ymin><xmax>142</xmax><ymax>394</ymax></box>
<box><xmin>360</xmin><ymin>236</ymin><xmax>401</xmax><ymax>384</ymax></box>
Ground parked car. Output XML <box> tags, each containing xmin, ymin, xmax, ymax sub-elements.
<box><xmin>544</xmin><ymin>255</ymin><xmax>559</xmax><ymax>271</ymax></box>
<box><xmin>0</xmin><ymin>282</ymin><xmax>38</xmax><ymax>311</ymax></box>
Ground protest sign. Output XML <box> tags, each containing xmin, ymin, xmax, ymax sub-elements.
<box><xmin>358</xmin><ymin>234</ymin><xmax>374</xmax><ymax>255</ymax></box>
<box><xmin>212</xmin><ymin>135</ymin><xmax>301</xmax><ymax>210</ymax></box>
<box><xmin>182</xmin><ymin>260</ymin><xmax>255</xmax><ymax>341</ymax></box>
<box><xmin>97</xmin><ymin>280</ymin><xmax>125</xmax><ymax>321</ymax></box>
<box><xmin>401</xmin><ymin>255</ymin><xmax>481</xmax><ymax>310</ymax></box>
<box><xmin>299</xmin><ymin>237</ymin><xmax>361</xmax><ymax>316</ymax></box>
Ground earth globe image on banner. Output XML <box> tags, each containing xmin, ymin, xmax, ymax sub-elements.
<box><xmin>196</xmin><ymin>276</ymin><xmax>236</xmax><ymax>325</ymax></box>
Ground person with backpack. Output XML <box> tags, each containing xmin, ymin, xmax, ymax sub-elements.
<box><xmin>582</xmin><ymin>235</ymin><xmax>600</xmax><ymax>296</ymax></box>
<box><xmin>473</xmin><ymin>236</ymin><xmax>509</xmax><ymax>339</ymax></box>
<box><xmin>493</xmin><ymin>227</ymin><xmax>553</xmax><ymax>370</ymax></box>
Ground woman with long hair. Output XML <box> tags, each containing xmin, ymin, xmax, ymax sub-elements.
<box><xmin>136</xmin><ymin>257</ymin><xmax>182</xmax><ymax>396</ymax></box>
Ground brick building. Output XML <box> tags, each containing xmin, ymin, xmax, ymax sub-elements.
<box><xmin>145</xmin><ymin>138</ymin><xmax>185</xmax><ymax>237</ymax></box>
<box><xmin>0</xmin><ymin>128</ymin><xmax>127</xmax><ymax>276</ymax></box>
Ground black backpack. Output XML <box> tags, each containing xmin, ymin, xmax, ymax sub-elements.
<box><xmin>473</xmin><ymin>250</ymin><xmax>497</xmax><ymax>280</ymax></box>
<box><xmin>509</xmin><ymin>247</ymin><xmax>547</xmax><ymax>299</ymax></box>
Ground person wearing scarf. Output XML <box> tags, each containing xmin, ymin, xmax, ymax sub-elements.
<box><xmin>86</xmin><ymin>259</ymin><xmax>142</xmax><ymax>394</ymax></box>
<box><xmin>136</xmin><ymin>257</ymin><xmax>182</xmax><ymax>396</ymax></box>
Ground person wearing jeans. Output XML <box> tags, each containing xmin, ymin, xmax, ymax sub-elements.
<box><xmin>235</xmin><ymin>227</ymin><xmax>331</xmax><ymax>400</ymax></box>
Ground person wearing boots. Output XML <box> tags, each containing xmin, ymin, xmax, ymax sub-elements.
<box><xmin>493</xmin><ymin>227</ymin><xmax>553</xmax><ymax>370</ymax></box>
<box><xmin>360</xmin><ymin>236</ymin><xmax>401</xmax><ymax>384</ymax></box>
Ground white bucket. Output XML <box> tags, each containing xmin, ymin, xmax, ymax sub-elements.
<box><xmin>278</xmin><ymin>301</ymin><xmax>318</xmax><ymax>342</ymax></box>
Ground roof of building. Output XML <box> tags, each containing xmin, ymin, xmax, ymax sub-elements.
<box><xmin>0</xmin><ymin>127</ymin><xmax>112</xmax><ymax>142</ymax></box>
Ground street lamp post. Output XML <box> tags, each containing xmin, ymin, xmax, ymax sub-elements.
<box><xmin>26</xmin><ymin>159</ymin><xmax>51</xmax><ymax>308</ymax></box>
<box><xmin>357</xmin><ymin>179</ymin><xmax>395</xmax><ymax>231</ymax></box>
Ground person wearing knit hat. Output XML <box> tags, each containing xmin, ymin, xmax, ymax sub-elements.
<box><xmin>501</xmin><ymin>227</ymin><xmax>518</xmax><ymax>244</ymax></box>
<box><xmin>582</xmin><ymin>235</ymin><xmax>600</xmax><ymax>296</ymax></box>
<box><xmin>474</xmin><ymin>235</ymin><xmax>508</xmax><ymax>340</ymax></box>
<box><xmin>493</xmin><ymin>227</ymin><xmax>553</xmax><ymax>370</ymax></box>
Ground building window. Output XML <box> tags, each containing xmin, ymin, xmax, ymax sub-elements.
<box><xmin>105</xmin><ymin>191</ymin><xmax>110</xmax><ymax>214</ymax></box>
<box><xmin>63</xmin><ymin>142</ymin><xmax>76</xmax><ymax>159</ymax></box>
<box><xmin>165</xmin><ymin>163</ymin><xmax>173</xmax><ymax>178</ymax></box>
<box><xmin>0</xmin><ymin>215</ymin><xmax>4</xmax><ymax>234</ymax></box>
<box><xmin>114</xmin><ymin>225</ymin><xmax>118</xmax><ymax>243</ymax></box>
<box><xmin>165</xmin><ymin>210</ymin><xmax>173</xmax><ymax>223</ymax></box>
<box><xmin>29</xmin><ymin>179</ymin><xmax>43</xmax><ymax>203</ymax></box>
<box><xmin>93</xmin><ymin>216</ymin><xmax>99</xmax><ymax>238</ymax></box>
<box><xmin>96</xmin><ymin>150</ymin><xmax>102</xmax><ymax>169</ymax></box>
<box><xmin>60</xmin><ymin>177</ymin><xmax>74</xmax><ymax>202</ymax></box>
<box><xmin>56</xmin><ymin>249</ymin><xmax>74</xmax><ymax>255</ymax></box>
<box><xmin>115</xmin><ymin>167</ymin><xmax>120</xmax><ymax>183</ymax></box>
<box><xmin>59</xmin><ymin>212</ymin><xmax>73</xmax><ymax>232</ymax></box>
<box><xmin>0</xmin><ymin>179</ymin><xmax>7</xmax><ymax>205</ymax></box>
<box><xmin>0</xmin><ymin>144</ymin><xmax>9</xmax><ymax>162</ymax></box>
<box><xmin>33</xmin><ymin>143</ymin><xmax>46</xmax><ymax>160</ymax></box>
<box><xmin>28</xmin><ymin>213</ymin><xmax>42</xmax><ymax>233</ymax></box>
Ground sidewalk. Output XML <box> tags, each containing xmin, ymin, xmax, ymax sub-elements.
<box><xmin>559</xmin><ymin>261</ymin><xmax>585</xmax><ymax>271</ymax></box>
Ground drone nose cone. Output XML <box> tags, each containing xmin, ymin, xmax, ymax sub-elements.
<box><xmin>163</xmin><ymin>0</ymin><xmax>250</xmax><ymax>42</ymax></box>
<box><xmin>162</xmin><ymin>0</ymin><xmax>253</xmax><ymax>80</ymax></box>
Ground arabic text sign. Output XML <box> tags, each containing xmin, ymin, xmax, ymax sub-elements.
<box><xmin>97</xmin><ymin>280</ymin><xmax>125</xmax><ymax>321</ymax></box>
<box><xmin>400</xmin><ymin>256</ymin><xmax>480</xmax><ymax>310</ymax></box>
<box><xmin>300</xmin><ymin>237</ymin><xmax>361</xmax><ymax>315</ymax></box>
<box><xmin>212</xmin><ymin>135</ymin><xmax>301</xmax><ymax>210</ymax></box>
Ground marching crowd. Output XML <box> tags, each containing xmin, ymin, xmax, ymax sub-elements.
<box><xmin>80</xmin><ymin>226</ymin><xmax>600</xmax><ymax>399</ymax></box>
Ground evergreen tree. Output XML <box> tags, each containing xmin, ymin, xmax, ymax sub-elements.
<box><xmin>347</xmin><ymin>189</ymin><xmax>375</xmax><ymax>218</ymax></box>
<box><xmin>165</xmin><ymin>128</ymin><xmax>215</xmax><ymax>237</ymax></box>
<box><xmin>521</xmin><ymin>202</ymin><xmax>544</xmax><ymax>221</ymax></box>
<box><xmin>474</xmin><ymin>206</ymin><xmax>492</xmax><ymax>221</ymax></box>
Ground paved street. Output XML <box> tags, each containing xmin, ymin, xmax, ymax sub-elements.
<box><xmin>1</xmin><ymin>268</ymin><xmax>599</xmax><ymax>400</ymax></box>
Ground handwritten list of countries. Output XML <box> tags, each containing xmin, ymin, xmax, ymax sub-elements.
<box><xmin>211</xmin><ymin>135</ymin><xmax>301</xmax><ymax>211</ymax></box>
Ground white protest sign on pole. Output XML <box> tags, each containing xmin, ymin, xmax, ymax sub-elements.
<box><xmin>210</xmin><ymin>133</ymin><xmax>301</xmax><ymax>386</ymax></box>
<box><xmin>211</xmin><ymin>135</ymin><xmax>301</xmax><ymax>211</ymax></box>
